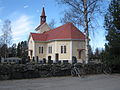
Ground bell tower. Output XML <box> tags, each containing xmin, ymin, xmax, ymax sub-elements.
<box><xmin>35</xmin><ymin>7</ymin><xmax>51</xmax><ymax>33</ymax></box>
<box><xmin>40</xmin><ymin>7</ymin><xmax>46</xmax><ymax>25</ymax></box>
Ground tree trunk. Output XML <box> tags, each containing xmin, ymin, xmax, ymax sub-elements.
<box><xmin>83</xmin><ymin>0</ymin><xmax>89</xmax><ymax>63</ymax></box>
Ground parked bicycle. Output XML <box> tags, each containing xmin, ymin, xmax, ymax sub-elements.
<box><xmin>102</xmin><ymin>64</ymin><xmax>112</xmax><ymax>74</ymax></box>
<box><xmin>71</xmin><ymin>63</ymin><xmax>85</xmax><ymax>77</ymax></box>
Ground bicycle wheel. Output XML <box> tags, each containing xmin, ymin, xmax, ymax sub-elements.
<box><xmin>71</xmin><ymin>69</ymin><xmax>76</xmax><ymax>76</ymax></box>
<box><xmin>73</xmin><ymin>67</ymin><xmax>79</xmax><ymax>77</ymax></box>
<box><xmin>103</xmin><ymin>67</ymin><xmax>112</xmax><ymax>74</ymax></box>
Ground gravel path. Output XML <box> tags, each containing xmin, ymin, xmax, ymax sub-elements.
<box><xmin>0</xmin><ymin>74</ymin><xmax>120</xmax><ymax>90</ymax></box>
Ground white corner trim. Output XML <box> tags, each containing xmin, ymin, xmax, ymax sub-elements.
<box><xmin>34</xmin><ymin>42</ymin><xmax>36</xmax><ymax>58</ymax></box>
<box><xmin>70</xmin><ymin>41</ymin><xmax>72</xmax><ymax>60</ymax></box>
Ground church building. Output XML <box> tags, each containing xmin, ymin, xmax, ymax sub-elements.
<box><xmin>28</xmin><ymin>7</ymin><xmax>87</xmax><ymax>63</ymax></box>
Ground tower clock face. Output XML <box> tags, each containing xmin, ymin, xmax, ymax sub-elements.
<box><xmin>42</xmin><ymin>18</ymin><xmax>45</xmax><ymax>21</ymax></box>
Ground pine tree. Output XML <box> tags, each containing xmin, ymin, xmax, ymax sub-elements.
<box><xmin>104</xmin><ymin>0</ymin><xmax>120</xmax><ymax>65</ymax></box>
<box><xmin>11</xmin><ymin>44</ymin><xmax>17</xmax><ymax>57</ymax></box>
<box><xmin>17</xmin><ymin>41</ymin><xmax>28</xmax><ymax>58</ymax></box>
<box><xmin>17</xmin><ymin>43</ymin><xmax>21</xmax><ymax>57</ymax></box>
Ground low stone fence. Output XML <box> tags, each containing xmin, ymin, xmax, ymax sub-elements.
<box><xmin>0</xmin><ymin>63</ymin><xmax>71</xmax><ymax>80</ymax></box>
<box><xmin>1</xmin><ymin>62</ymin><xmax>118</xmax><ymax>80</ymax></box>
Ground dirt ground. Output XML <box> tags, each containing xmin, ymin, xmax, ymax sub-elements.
<box><xmin>0</xmin><ymin>74</ymin><xmax>120</xmax><ymax>90</ymax></box>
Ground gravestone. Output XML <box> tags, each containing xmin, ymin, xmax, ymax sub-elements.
<box><xmin>43</xmin><ymin>58</ymin><xmax>46</xmax><ymax>64</ymax></box>
<box><xmin>72</xmin><ymin>56</ymin><xmax>77</xmax><ymax>64</ymax></box>
<box><xmin>36</xmin><ymin>56</ymin><xmax>39</xmax><ymax>63</ymax></box>
<box><xmin>32</xmin><ymin>57</ymin><xmax>35</xmax><ymax>62</ymax></box>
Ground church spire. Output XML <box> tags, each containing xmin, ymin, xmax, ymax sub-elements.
<box><xmin>40</xmin><ymin>7</ymin><xmax>46</xmax><ymax>25</ymax></box>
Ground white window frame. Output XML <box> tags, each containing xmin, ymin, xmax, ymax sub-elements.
<box><xmin>48</xmin><ymin>46</ymin><xmax>52</xmax><ymax>54</ymax></box>
<box><xmin>61</xmin><ymin>45</ymin><xmax>67</xmax><ymax>54</ymax></box>
<box><xmin>39</xmin><ymin>46</ymin><xmax>43</xmax><ymax>54</ymax></box>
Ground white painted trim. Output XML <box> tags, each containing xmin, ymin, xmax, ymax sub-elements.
<box><xmin>34</xmin><ymin>39</ymin><xmax>85</xmax><ymax>43</ymax></box>
<box><xmin>60</xmin><ymin>60</ymin><xmax>72</xmax><ymax>63</ymax></box>
<box><xmin>32</xmin><ymin>41</ymin><xmax>35</xmax><ymax>58</ymax></box>
<box><xmin>70</xmin><ymin>41</ymin><xmax>72</xmax><ymax>60</ymax></box>
<box><xmin>55</xmin><ymin>41</ymin><xmax>57</xmax><ymax>53</ymax></box>
<box><xmin>35</xmin><ymin>22</ymin><xmax>46</xmax><ymax>31</ymax></box>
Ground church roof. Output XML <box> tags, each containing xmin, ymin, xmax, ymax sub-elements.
<box><xmin>31</xmin><ymin>22</ymin><xmax>86</xmax><ymax>42</ymax></box>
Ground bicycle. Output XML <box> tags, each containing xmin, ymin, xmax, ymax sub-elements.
<box><xmin>71</xmin><ymin>64</ymin><xmax>85</xmax><ymax>77</ymax></box>
<box><xmin>102</xmin><ymin>63</ymin><xmax>112</xmax><ymax>74</ymax></box>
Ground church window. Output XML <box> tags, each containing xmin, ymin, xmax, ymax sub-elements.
<box><xmin>48</xmin><ymin>46</ymin><xmax>52</xmax><ymax>54</ymax></box>
<box><xmin>61</xmin><ymin>45</ymin><xmax>66</xmax><ymax>54</ymax></box>
<box><xmin>39</xmin><ymin>46</ymin><xmax>43</xmax><ymax>54</ymax></box>
<box><xmin>64</xmin><ymin>46</ymin><xmax>66</xmax><ymax>53</ymax></box>
<box><xmin>61</xmin><ymin>46</ymin><xmax>63</xmax><ymax>53</ymax></box>
<box><xmin>42</xmin><ymin>47</ymin><xmax>43</xmax><ymax>53</ymax></box>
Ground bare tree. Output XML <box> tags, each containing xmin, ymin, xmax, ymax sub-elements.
<box><xmin>48</xmin><ymin>19</ymin><xmax>56</xmax><ymax>29</ymax></box>
<box><xmin>56</xmin><ymin>0</ymin><xmax>104</xmax><ymax>63</ymax></box>
<box><xmin>0</xmin><ymin>37</ymin><xmax>3</xmax><ymax>57</ymax></box>
<box><xmin>1</xmin><ymin>19</ymin><xmax>12</xmax><ymax>45</ymax></box>
<box><xmin>0</xmin><ymin>19</ymin><xmax>12</xmax><ymax>58</ymax></box>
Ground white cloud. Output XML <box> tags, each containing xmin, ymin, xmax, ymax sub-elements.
<box><xmin>11</xmin><ymin>15</ymin><xmax>34</xmax><ymax>43</ymax></box>
<box><xmin>24</xmin><ymin>5</ymin><xmax>29</xmax><ymax>8</ymax></box>
<box><xmin>0</xmin><ymin>19</ymin><xmax>2</xmax><ymax>25</ymax></box>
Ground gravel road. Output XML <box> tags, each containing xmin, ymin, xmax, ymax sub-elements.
<box><xmin>0</xmin><ymin>74</ymin><xmax>120</xmax><ymax>90</ymax></box>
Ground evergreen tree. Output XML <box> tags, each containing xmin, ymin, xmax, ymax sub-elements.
<box><xmin>0</xmin><ymin>44</ymin><xmax>8</xmax><ymax>58</ymax></box>
<box><xmin>104</xmin><ymin>0</ymin><xmax>120</xmax><ymax>65</ymax></box>
<box><xmin>9</xmin><ymin>44</ymin><xmax>17</xmax><ymax>57</ymax></box>
<box><xmin>21</xmin><ymin>41</ymin><xmax>28</xmax><ymax>58</ymax></box>
<box><xmin>17</xmin><ymin>41</ymin><xmax>28</xmax><ymax>58</ymax></box>
<box><xmin>94</xmin><ymin>48</ymin><xmax>100</xmax><ymax>59</ymax></box>
<box><xmin>88</xmin><ymin>45</ymin><xmax>94</xmax><ymax>61</ymax></box>
<box><xmin>17</xmin><ymin>43</ymin><xmax>21</xmax><ymax>57</ymax></box>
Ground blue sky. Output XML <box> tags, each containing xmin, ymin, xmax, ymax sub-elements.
<box><xmin>0</xmin><ymin>0</ymin><xmax>110</xmax><ymax>50</ymax></box>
